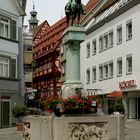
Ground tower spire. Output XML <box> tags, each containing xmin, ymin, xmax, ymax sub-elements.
<box><xmin>28</xmin><ymin>1</ymin><xmax>39</xmax><ymax>31</ymax></box>
<box><xmin>33</xmin><ymin>1</ymin><xmax>35</xmax><ymax>10</ymax></box>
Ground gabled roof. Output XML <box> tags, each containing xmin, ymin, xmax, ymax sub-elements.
<box><xmin>33</xmin><ymin>20</ymin><xmax>50</xmax><ymax>40</ymax></box>
<box><xmin>33</xmin><ymin>0</ymin><xmax>100</xmax><ymax>60</ymax></box>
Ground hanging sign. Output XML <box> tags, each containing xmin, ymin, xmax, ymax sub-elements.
<box><xmin>91</xmin><ymin>101</ymin><xmax>96</xmax><ymax>106</ymax></box>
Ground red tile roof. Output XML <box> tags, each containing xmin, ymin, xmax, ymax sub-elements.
<box><xmin>33</xmin><ymin>0</ymin><xmax>100</xmax><ymax>60</ymax></box>
<box><xmin>33</xmin><ymin>20</ymin><xmax>50</xmax><ymax>40</ymax></box>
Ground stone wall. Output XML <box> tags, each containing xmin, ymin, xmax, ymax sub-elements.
<box><xmin>23</xmin><ymin>115</ymin><xmax>124</xmax><ymax>140</ymax></box>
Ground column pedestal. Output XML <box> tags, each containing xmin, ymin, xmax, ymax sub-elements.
<box><xmin>62</xmin><ymin>25</ymin><xmax>85</xmax><ymax>98</ymax></box>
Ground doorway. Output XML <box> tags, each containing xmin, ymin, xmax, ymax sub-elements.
<box><xmin>1</xmin><ymin>100</ymin><xmax>10</xmax><ymax>128</ymax></box>
<box><xmin>137</xmin><ymin>98</ymin><xmax>140</xmax><ymax>119</ymax></box>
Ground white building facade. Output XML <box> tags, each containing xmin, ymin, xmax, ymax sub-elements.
<box><xmin>0</xmin><ymin>0</ymin><xmax>26</xmax><ymax>127</ymax></box>
<box><xmin>81</xmin><ymin>0</ymin><xmax>140</xmax><ymax>119</ymax></box>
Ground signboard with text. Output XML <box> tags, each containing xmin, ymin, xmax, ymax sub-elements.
<box><xmin>119</xmin><ymin>80</ymin><xmax>136</xmax><ymax>89</ymax></box>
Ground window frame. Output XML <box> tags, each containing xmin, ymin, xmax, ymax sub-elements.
<box><xmin>126</xmin><ymin>20</ymin><xmax>132</xmax><ymax>40</ymax></box>
<box><xmin>99</xmin><ymin>64</ymin><xmax>103</xmax><ymax>81</ymax></box>
<box><xmin>0</xmin><ymin>57</ymin><xmax>9</xmax><ymax>77</ymax></box>
<box><xmin>86</xmin><ymin>42</ymin><xmax>90</xmax><ymax>58</ymax></box>
<box><xmin>126</xmin><ymin>54</ymin><xmax>132</xmax><ymax>74</ymax></box>
<box><xmin>108</xmin><ymin>30</ymin><xmax>113</xmax><ymax>48</ymax></box>
<box><xmin>117</xmin><ymin>25</ymin><xmax>122</xmax><ymax>45</ymax></box>
<box><xmin>104</xmin><ymin>33</ymin><xmax>108</xmax><ymax>50</ymax></box>
<box><xmin>92</xmin><ymin>66</ymin><xmax>96</xmax><ymax>82</ymax></box>
<box><xmin>92</xmin><ymin>39</ymin><xmax>96</xmax><ymax>56</ymax></box>
<box><xmin>104</xmin><ymin>62</ymin><xmax>108</xmax><ymax>79</ymax></box>
<box><xmin>86</xmin><ymin>69</ymin><xmax>90</xmax><ymax>84</ymax></box>
<box><xmin>0</xmin><ymin>17</ymin><xmax>10</xmax><ymax>38</ymax></box>
<box><xmin>117</xmin><ymin>57</ymin><xmax>123</xmax><ymax>77</ymax></box>
<box><xmin>99</xmin><ymin>36</ymin><xmax>103</xmax><ymax>52</ymax></box>
<box><xmin>109</xmin><ymin>60</ymin><xmax>113</xmax><ymax>78</ymax></box>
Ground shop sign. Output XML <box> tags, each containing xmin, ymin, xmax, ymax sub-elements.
<box><xmin>119</xmin><ymin>80</ymin><xmax>136</xmax><ymax>89</ymax></box>
<box><xmin>91</xmin><ymin>101</ymin><xmax>96</xmax><ymax>106</ymax></box>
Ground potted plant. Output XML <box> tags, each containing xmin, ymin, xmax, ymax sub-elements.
<box><xmin>114</xmin><ymin>104</ymin><xmax>124</xmax><ymax>114</ymax></box>
<box><xmin>12</xmin><ymin>103</ymin><xmax>28</xmax><ymax>131</ymax></box>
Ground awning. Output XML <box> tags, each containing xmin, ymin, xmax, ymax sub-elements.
<box><xmin>107</xmin><ymin>91</ymin><xmax>122</xmax><ymax>98</ymax></box>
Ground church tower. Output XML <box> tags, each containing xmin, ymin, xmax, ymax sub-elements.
<box><xmin>28</xmin><ymin>2</ymin><xmax>39</xmax><ymax>31</ymax></box>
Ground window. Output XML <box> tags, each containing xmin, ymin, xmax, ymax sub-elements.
<box><xmin>108</xmin><ymin>31</ymin><xmax>113</xmax><ymax>48</ymax></box>
<box><xmin>92</xmin><ymin>66</ymin><xmax>96</xmax><ymax>82</ymax></box>
<box><xmin>126</xmin><ymin>54</ymin><xmax>132</xmax><ymax>74</ymax></box>
<box><xmin>10</xmin><ymin>19</ymin><xmax>17</xmax><ymax>40</ymax></box>
<box><xmin>104</xmin><ymin>34</ymin><xmax>108</xmax><ymax>49</ymax></box>
<box><xmin>117</xmin><ymin>58</ymin><xmax>122</xmax><ymax>76</ymax></box>
<box><xmin>61</xmin><ymin>45</ymin><xmax>64</xmax><ymax>55</ymax></box>
<box><xmin>0</xmin><ymin>57</ymin><xmax>9</xmax><ymax>77</ymax></box>
<box><xmin>126</xmin><ymin>20</ymin><xmax>132</xmax><ymax>40</ymax></box>
<box><xmin>99</xmin><ymin>36</ymin><xmax>103</xmax><ymax>52</ymax></box>
<box><xmin>92</xmin><ymin>39</ymin><xmax>96</xmax><ymax>55</ymax></box>
<box><xmin>24</xmin><ymin>46</ymin><xmax>32</xmax><ymax>51</ymax></box>
<box><xmin>24</xmin><ymin>64</ymin><xmax>32</xmax><ymax>75</ymax></box>
<box><xmin>99</xmin><ymin>64</ymin><xmax>103</xmax><ymax>81</ymax></box>
<box><xmin>104</xmin><ymin>63</ymin><xmax>108</xmax><ymax>79</ymax></box>
<box><xmin>61</xmin><ymin>66</ymin><xmax>65</xmax><ymax>74</ymax></box>
<box><xmin>109</xmin><ymin>61</ymin><xmax>113</xmax><ymax>78</ymax></box>
<box><xmin>61</xmin><ymin>63</ymin><xmax>66</xmax><ymax>75</ymax></box>
<box><xmin>86</xmin><ymin>43</ymin><xmax>90</xmax><ymax>58</ymax></box>
<box><xmin>0</xmin><ymin>17</ymin><xmax>10</xmax><ymax>38</ymax></box>
<box><xmin>86</xmin><ymin>69</ymin><xmax>90</xmax><ymax>83</ymax></box>
<box><xmin>117</xmin><ymin>25</ymin><xmax>122</xmax><ymax>44</ymax></box>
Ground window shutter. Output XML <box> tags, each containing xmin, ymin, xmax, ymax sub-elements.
<box><xmin>10</xmin><ymin>19</ymin><xmax>17</xmax><ymax>40</ymax></box>
<box><xmin>11</xmin><ymin>59</ymin><xmax>16</xmax><ymax>78</ymax></box>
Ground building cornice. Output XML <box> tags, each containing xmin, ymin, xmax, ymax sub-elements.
<box><xmin>14</xmin><ymin>0</ymin><xmax>26</xmax><ymax>16</ymax></box>
<box><xmin>86</xmin><ymin>0</ymin><xmax>140</xmax><ymax>35</ymax></box>
<box><xmin>0</xmin><ymin>77</ymin><xmax>20</xmax><ymax>81</ymax></box>
<box><xmin>0</xmin><ymin>36</ymin><xmax>19</xmax><ymax>43</ymax></box>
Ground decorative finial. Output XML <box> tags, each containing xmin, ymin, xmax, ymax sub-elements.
<box><xmin>33</xmin><ymin>0</ymin><xmax>35</xmax><ymax>10</ymax></box>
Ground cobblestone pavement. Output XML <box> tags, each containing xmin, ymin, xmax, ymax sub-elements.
<box><xmin>125</xmin><ymin>120</ymin><xmax>140</xmax><ymax>140</ymax></box>
<box><xmin>0</xmin><ymin>127</ymin><xmax>22</xmax><ymax>140</ymax></box>
<box><xmin>0</xmin><ymin>120</ymin><xmax>140</xmax><ymax>140</ymax></box>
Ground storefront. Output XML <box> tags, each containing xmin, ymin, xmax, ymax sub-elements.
<box><xmin>106</xmin><ymin>91</ymin><xmax>123</xmax><ymax>115</ymax></box>
<box><xmin>0</xmin><ymin>96</ymin><xmax>10</xmax><ymax>128</ymax></box>
<box><xmin>119</xmin><ymin>80</ymin><xmax>140</xmax><ymax>119</ymax></box>
<box><xmin>127</xmin><ymin>92</ymin><xmax>140</xmax><ymax>119</ymax></box>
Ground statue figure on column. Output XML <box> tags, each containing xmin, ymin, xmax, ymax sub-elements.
<box><xmin>65</xmin><ymin>0</ymin><xmax>84</xmax><ymax>26</ymax></box>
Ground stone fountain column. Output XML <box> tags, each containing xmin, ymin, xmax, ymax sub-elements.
<box><xmin>62</xmin><ymin>25</ymin><xmax>85</xmax><ymax>98</ymax></box>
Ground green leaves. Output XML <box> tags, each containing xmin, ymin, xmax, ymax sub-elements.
<box><xmin>12</xmin><ymin>104</ymin><xmax>28</xmax><ymax>121</ymax></box>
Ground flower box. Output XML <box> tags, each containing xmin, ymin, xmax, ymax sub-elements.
<box><xmin>43</xmin><ymin>95</ymin><xmax>100</xmax><ymax>117</ymax></box>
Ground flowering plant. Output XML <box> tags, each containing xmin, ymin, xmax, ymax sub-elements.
<box><xmin>44</xmin><ymin>95</ymin><xmax>100</xmax><ymax>114</ymax></box>
<box><xmin>78</xmin><ymin>96</ymin><xmax>91</xmax><ymax>109</ymax></box>
<box><xmin>64</xmin><ymin>97</ymin><xmax>78</xmax><ymax>109</ymax></box>
<box><xmin>44</xmin><ymin>97</ymin><xmax>63</xmax><ymax>113</ymax></box>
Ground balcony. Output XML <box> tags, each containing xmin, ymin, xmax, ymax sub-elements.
<box><xmin>33</xmin><ymin>67</ymin><xmax>52</xmax><ymax>78</ymax></box>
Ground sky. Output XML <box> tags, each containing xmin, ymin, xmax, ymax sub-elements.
<box><xmin>24</xmin><ymin>0</ymin><xmax>89</xmax><ymax>26</ymax></box>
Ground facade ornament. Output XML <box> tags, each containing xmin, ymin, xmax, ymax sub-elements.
<box><xmin>23</xmin><ymin>122</ymin><xmax>31</xmax><ymax>140</ymax></box>
<box><xmin>69</xmin><ymin>123</ymin><xmax>108</xmax><ymax>140</ymax></box>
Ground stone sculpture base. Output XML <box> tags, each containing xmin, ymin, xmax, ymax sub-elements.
<box><xmin>23</xmin><ymin>115</ymin><xmax>124</xmax><ymax>140</ymax></box>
